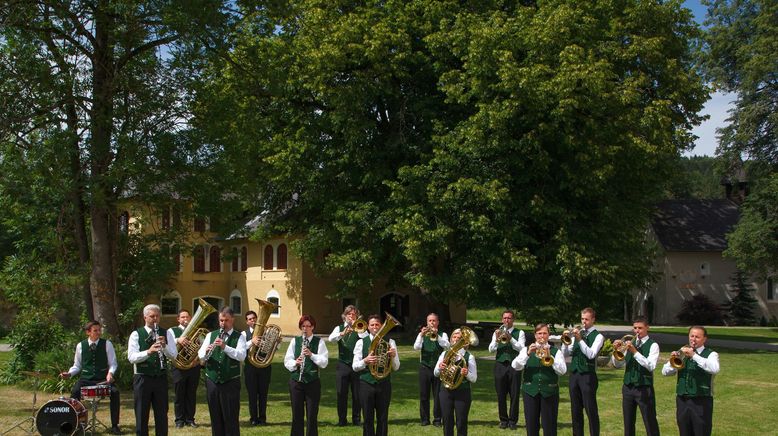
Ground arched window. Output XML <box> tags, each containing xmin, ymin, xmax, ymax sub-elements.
<box><xmin>277</xmin><ymin>244</ymin><xmax>287</xmax><ymax>270</ymax></box>
<box><xmin>263</xmin><ymin>245</ymin><xmax>274</xmax><ymax>270</ymax></box>
<box><xmin>241</xmin><ymin>246</ymin><xmax>248</xmax><ymax>271</ymax></box>
<box><xmin>266</xmin><ymin>288</ymin><xmax>281</xmax><ymax>317</ymax></box>
<box><xmin>160</xmin><ymin>291</ymin><xmax>181</xmax><ymax>315</ymax></box>
<box><xmin>118</xmin><ymin>211</ymin><xmax>130</xmax><ymax>234</ymax></box>
<box><xmin>193</xmin><ymin>245</ymin><xmax>206</xmax><ymax>273</ymax></box>
<box><xmin>231</xmin><ymin>248</ymin><xmax>239</xmax><ymax>272</ymax></box>
<box><xmin>209</xmin><ymin>246</ymin><xmax>221</xmax><ymax>272</ymax></box>
<box><xmin>230</xmin><ymin>288</ymin><xmax>242</xmax><ymax>314</ymax></box>
<box><xmin>161</xmin><ymin>208</ymin><xmax>170</xmax><ymax>230</ymax></box>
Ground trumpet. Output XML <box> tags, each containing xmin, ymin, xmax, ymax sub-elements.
<box><xmin>534</xmin><ymin>340</ymin><xmax>554</xmax><ymax>367</ymax></box>
<box><xmin>423</xmin><ymin>326</ymin><xmax>438</xmax><ymax>341</ymax></box>
<box><xmin>561</xmin><ymin>325</ymin><xmax>583</xmax><ymax>346</ymax></box>
<box><xmin>670</xmin><ymin>343</ymin><xmax>694</xmax><ymax>369</ymax></box>
<box><xmin>612</xmin><ymin>335</ymin><xmax>635</xmax><ymax>361</ymax></box>
<box><xmin>495</xmin><ymin>326</ymin><xmax>512</xmax><ymax>344</ymax></box>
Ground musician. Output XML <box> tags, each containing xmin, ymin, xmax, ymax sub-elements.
<box><xmin>661</xmin><ymin>325</ymin><xmax>720</xmax><ymax>436</ymax></box>
<box><xmin>127</xmin><ymin>304</ymin><xmax>177</xmax><ymax>436</ymax></box>
<box><xmin>488</xmin><ymin>309</ymin><xmax>525</xmax><ymax>429</ymax></box>
<box><xmin>60</xmin><ymin>321</ymin><xmax>122</xmax><ymax>435</ymax></box>
<box><xmin>327</xmin><ymin>305</ymin><xmax>367</xmax><ymax>426</ymax></box>
<box><xmin>561</xmin><ymin>307</ymin><xmax>604</xmax><ymax>436</ymax></box>
<box><xmin>171</xmin><ymin>308</ymin><xmax>200</xmax><ymax>428</ymax></box>
<box><xmin>512</xmin><ymin>323</ymin><xmax>567</xmax><ymax>436</ymax></box>
<box><xmin>284</xmin><ymin>314</ymin><xmax>329</xmax><ymax>435</ymax></box>
<box><xmin>197</xmin><ymin>306</ymin><xmax>246</xmax><ymax>436</ymax></box>
<box><xmin>414</xmin><ymin>312</ymin><xmax>450</xmax><ymax>426</ymax></box>
<box><xmin>353</xmin><ymin>314</ymin><xmax>401</xmax><ymax>436</ymax></box>
<box><xmin>243</xmin><ymin>310</ymin><xmax>273</xmax><ymax>426</ymax></box>
<box><xmin>434</xmin><ymin>328</ymin><xmax>476</xmax><ymax>436</ymax></box>
<box><xmin>611</xmin><ymin>316</ymin><xmax>660</xmax><ymax>436</ymax></box>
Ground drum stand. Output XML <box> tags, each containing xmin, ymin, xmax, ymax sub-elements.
<box><xmin>2</xmin><ymin>372</ymin><xmax>42</xmax><ymax>435</ymax></box>
<box><xmin>84</xmin><ymin>397</ymin><xmax>110</xmax><ymax>436</ymax></box>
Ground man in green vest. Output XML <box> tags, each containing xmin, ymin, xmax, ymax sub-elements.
<box><xmin>662</xmin><ymin>325</ymin><xmax>720</xmax><ymax>436</ymax></box>
<box><xmin>611</xmin><ymin>316</ymin><xmax>660</xmax><ymax>436</ymax></box>
<box><xmin>197</xmin><ymin>306</ymin><xmax>247</xmax><ymax>436</ymax></box>
<box><xmin>488</xmin><ymin>309</ymin><xmax>525</xmax><ymax>429</ymax></box>
<box><xmin>413</xmin><ymin>312</ymin><xmax>450</xmax><ymax>426</ymax></box>
<box><xmin>127</xmin><ymin>304</ymin><xmax>178</xmax><ymax>436</ymax></box>
<box><xmin>561</xmin><ymin>307</ymin><xmax>604</xmax><ymax>436</ymax></box>
<box><xmin>328</xmin><ymin>305</ymin><xmax>367</xmax><ymax>426</ymax></box>
<box><xmin>61</xmin><ymin>321</ymin><xmax>122</xmax><ymax>435</ymax></box>
<box><xmin>171</xmin><ymin>308</ymin><xmax>200</xmax><ymax>428</ymax></box>
<box><xmin>243</xmin><ymin>310</ymin><xmax>272</xmax><ymax>426</ymax></box>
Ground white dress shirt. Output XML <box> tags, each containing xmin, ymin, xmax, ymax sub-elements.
<box><xmin>488</xmin><ymin>327</ymin><xmax>526</xmax><ymax>353</ymax></box>
<box><xmin>67</xmin><ymin>339</ymin><xmax>119</xmax><ymax>378</ymax></box>
<box><xmin>511</xmin><ymin>347</ymin><xmax>567</xmax><ymax>375</ymax></box>
<box><xmin>196</xmin><ymin>329</ymin><xmax>247</xmax><ymax>361</ymax></box>
<box><xmin>127</xmin><ymin>326</ymin><xmax>178</xmax><ymax>371</ymax></box>
<box><xmin>561</xmin><ymin>326</ymin><xmax>604</xmax><ymax>359</ymax></box>
<box><xmin>662</xmin><ymin>346</ymin><xmax>720</xmax><ymax>376</ymax></box>
<box><xmin>352</xmin><ymin>335</ymin><xmax>401</xmax><ymax>373</ymax></box>
<box><xmin>283</xmin><ymin>335</ymin><xmax>329</xmax><ymax>372</ymax></box>
<box><xmin>413</xmin><ymin>331</ymin><xmax>451</xmax><ymax>350</ymax></box>
<box><xmin>327</xmin><ymin>324</ymin><xmax>368</xmax><ymax>343</ymax></box>
<box><xmin>433</xmin><ymin>349</ymin><xmax>477</xmax><ymax>383</ymax></box>
<box><xmin>611</xmin><ymin>335</ymin><xmax>660</xmax><ymax>371</ymax></box>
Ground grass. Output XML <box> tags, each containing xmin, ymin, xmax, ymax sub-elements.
<box><xmin>650</xmin><ymin>327</ymin><xmax>778</xmax><ymax>343</ymax></box>
<box><xmin>1</xmin><ymin>343</ymin><xmax>776</xmax><ymax>435</ymax></box>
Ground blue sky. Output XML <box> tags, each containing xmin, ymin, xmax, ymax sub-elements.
<box><xmin>683</xmin><ymin>0</ymin><xmax>735</xmax><ymax>157</ymax></box>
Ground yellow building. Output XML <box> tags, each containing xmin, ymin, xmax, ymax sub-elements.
<box><xmin>120</xmin><ymin>205</ymin><xmax>467</xmax><ymax>334</ymax></box>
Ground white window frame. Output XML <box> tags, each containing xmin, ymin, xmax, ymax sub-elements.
<box><xmin>160</xmin><ymin>291</ymin><xmax>181</xmax><ymax>315</ymax></box>
<box><xmin>266</xmin><ymin>288</ymin><xmax>281</xmax><ymax>318</ymax></box>
<box><xmin>229</xmin><ymin>288</ymin><xmax>242</xmax><ymax>314</ymax></box>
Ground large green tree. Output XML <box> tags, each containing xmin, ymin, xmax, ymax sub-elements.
<box><xmin>197</xmin><ymin>0</ymin><xmax>707</xmax><ymax>321</ymax></box>
<box><xmin>0</xmin><ymin>1</ymin><xmax>238</xmax><ymax>336</ymax></box>
<box><xmin>701</xmin><ymin>0</ymin><xmax>778</xmax><ymax>275</ymax></box>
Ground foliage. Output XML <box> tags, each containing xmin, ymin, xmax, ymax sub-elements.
<box><xmin>724</xmin><ymin>173</ymin><xmax>778</xmax><ymax>276</ymax></box>
<box><xmin>676</xmin><ymin>294</ymin><xmax>726</xmax><ymax>325</ymax></box>
<box><xmin>33</xmin><ymin>347</ymin><xmax>77</xmax><ymax>394</ymax></box>
<box><xmin>599</xmin><ymin>339</ymin><xmax>614</xmax><ymax>357</ymax></box>
<box><xmin>198</xmin><ymin>0</ymin><xmax>708</xmax><ymax>322</ymax></box>
<box><xmin>723</xmin><ymin>270</ymin><xmax>759</xmax><ymax>326</ymax></box>
<box><xmin>665</xmin><ymin>155</ymin><xmax>726</xmax><ymax>199</ymax></box>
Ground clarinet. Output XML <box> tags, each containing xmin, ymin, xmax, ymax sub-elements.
<box><xmin>298</xmin><ymin>334</ymin><xmax>309</xmax><ymax>382</ymax></box>
<box><xmin>153</xmin><ymin>323</ymin><xmax>165</xmax><ymax>370</ymax></box>
<box><xmin>203</xmin><ymin>328</ymin><xmax>225</xmax><ymax>363</ymax></box>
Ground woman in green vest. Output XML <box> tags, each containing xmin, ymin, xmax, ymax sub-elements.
<box><xmin>434</xmin><ymin>328</ymin><xmax>477</xmax><ymax>436</ymax></box>
<box><xmin>512</xmin><ymin>323</ymin><xmax>567</xmax><ymax>436</ymax></box>
<box><xmin>284</xmin><ymin>314</ymin><xmax>329</xmax><ymax>436</ymax></box>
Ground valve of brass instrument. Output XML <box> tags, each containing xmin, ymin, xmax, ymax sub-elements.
<box><xmin>495</xmin><ymin>326</ymin><xmax>512</xmax><ymax>344</ymax></box>
<box><xmin>612</xmin><ymin>335</ymin><xmax>635</xmax><ymax>361</ymax></box>
<box><xmin>532</xmin><ymin>340</ymin><xmax>554</xmax><ymax>367</ymax></box>
<box><xmin>561</xmin><ymin>325</ymin><xmax>582</xmax><ymax>346</ymax></box>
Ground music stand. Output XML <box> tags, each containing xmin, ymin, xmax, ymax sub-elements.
<box><xmin>2</xmin><ymin>371</ymin><xmax>47</xmax><ymax>435</ymax></box>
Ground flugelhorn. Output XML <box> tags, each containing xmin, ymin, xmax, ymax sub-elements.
<box><xmin>534</xmin><ymin>339</ymin><xmax>554</xmax><ymax>367</ymax></box>
<box><xmin>612</xmin><ymin>335</ymin><xmax>635</xmax><ymax>361</ymax></box>
<box><xmin>561</xmin><ymin>325</ymin><xmax>583</xmax><ymax>346</ymax></box>
<box><xmin>670</xmin><ymin>343</ymin><xmax>693</xmax><ymax>369</ymax></box>
<box><xmin>495</xmin><ymin>326</ymin><xmax>512</xmax><ymax>344</ymax></box>
<box><xmin>423</xmin><ymin>326</ymin><xmax>438</xmax><ymax>341</ymax></box>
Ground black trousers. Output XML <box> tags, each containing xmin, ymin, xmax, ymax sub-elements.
<box><xmin>569</xmin><ymin>372</ymin><xmax>600</xmax><ymax>436</ymax></box>
<box><xmin>245</xmin><ymin>363</ymin><xmax>272</xmax><ymax>423</ymax></box>
<box><xmin>494</xmin><ymin>361</ymin><xmax>521</xmax><ymax>425</ymax></box>
<box><xmin>360</xmin><ymin>379</ymin><xmax>391</xmax><ymax>436</ymax></box>
<box><xmin>206</xmin><ymin>377</ymin><xmax>241</xmax><ymax>436</ymax></box>
<box><xmin>132</xmin><ymin>374</ymin><xmax>168</xmax><ymax>436</ymax></box>
<box><xmin>623</xmin><ymin>385</ymin><xmax>660</xmax><ymax>436</ymax></box>
<box><xmin>439</xmin><ymin>387</ymin><xmax>471</xmax><ymax>436</ymax></box>
<box><xmin>171</xmin><ymin>366</ymin><xmax>200</xmax><ymax>425</ymax></box>
<box><xmin>524</xmin><ymin>392</ymin><xmax>559</xmax><ymax>436</ymax></box>
<box><xmin>676</xmin><ymin>395</ymin><xmax>713</xmax><ymax>436</ymax></box>
<box><xmin>289</xmin><ymin>378</ymin><xmax>321</xmax><ymax>436</ymax></box>
<box><xmin>71</xmin><ymin>378</ymin><xmax>120</xmax><ymax>427</ymax></box>
<box><xmin>419</xmin><ymin>364</ymin><xmax>441</xmax><ymax>424</ymax></box>
<box><xmin>336</xmin><ymin>361</ymin><xmax>361</xmax><ymax>424</ymax></box>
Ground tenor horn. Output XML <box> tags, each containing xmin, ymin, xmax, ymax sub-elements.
<box><xmin>247</xmin><ymin>298</ymin><xmax>283</xmax><ymax>368</ymax></box>
<box><xmin>173</xmin><ymin>298</ymin><xmax>217</xmax><ymax>370</ymax></box>
<box><xmin>367</xmin><ymin>312</ymin><xmax>401</xmax><ymax>380</ymax></box>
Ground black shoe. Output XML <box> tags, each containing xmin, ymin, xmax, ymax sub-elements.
<box><xmin>420</xmin><ymin>421</ymin><xmax>430</xmax><ymax>426</ymax></box>
<box><xmin>110</xmin><ymin>427</ymin><xmax>123</xmax><ymax>435</ymax></box>
<box><xmin>186</xmin><ymin>422</ymin><xmax>198</xmax><ymax>428</ymax></box>
<box><xmin>509</xmin><ymin>424</ymin><xmax>518</xmax><ymax>430</ymax></box>
<box><xmin>175</xmin><ymin>422</ymin><xmax>184</xmax><ymax>429</ymax></box>
<box><xmin>433</xmin><ymin>421</ymin><xmax>442</xmax><ymax>427</ymax></box>
<box><xmin>337</xmin><ymin>421</ymin><xmax>348</xmax><ymax>427</ymax></box>
<box><xmin>353</xmin><ymin>420</ymin><xmax>361</xmax><ymax>426</ymax></box>
<box><xmin>499</xmin><ymin>422</ymin><xmax>508</xmax><ymax>429</ymax></box>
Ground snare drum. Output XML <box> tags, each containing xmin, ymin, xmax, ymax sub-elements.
<box><xmin>35</xmin><ymin>397</ymin><xmax>87</xmax><ymax>436</ymax></box>
<box><xmin>80</xmin><ymin>384</ymin><xmax>111</xmax><ymax>399</ymax></box>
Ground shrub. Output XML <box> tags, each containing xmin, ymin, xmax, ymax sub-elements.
<box><xmin>599</xmin><ymin>339</ymin><xmax>614</xmax><ymax>356</ymax></box>
<box><xmin>724</xmin><ymin>271</ymin><xmax>759</xmax><ymax>326</ymax></box>
<box><xmin>676</xmin><ymin>294</ymin><xmax>726</xmax><ymax>325</ymax></box>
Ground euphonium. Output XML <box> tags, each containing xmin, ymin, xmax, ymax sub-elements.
<box><xmin>535</xmin><ymin>339</ymin><xmax>554</xmax><ymax>367</ymax></box>
<box><xmin>440</xmin><ymin>326</ymin><xmax>476</xmax><ymax>389</ymax></box>
<box><xmin>495</xmin><ymin>326</ymin><xmax>512</xmax><ymax>344</ymax></box>
<box><xmin>367</xmin><ymin>312</ymin><xmax>401</xmax><ymax>380</ymax></box>
<box><xmin>247</xmin><ymin>298</ymin><xmax>283</xmax><ymax>368</ymax></box>
<box><xmin>669</xmin><ymin>344</ymin><xmax>692</xmax><ymax>369</ymax></box>
<box><xmin>612</xmin><ymin>335</ymin><xmax>635</xmax><ymax>361</ymax></box>
<box><xmin>173</xmin><ymin>298</ymin><xmax>217</xmax><ymax>370</ymax></box>
<box><xmin>561</xmin><ymin>325</ymin><xmax>582</xmax><ymax>346</ymax></box>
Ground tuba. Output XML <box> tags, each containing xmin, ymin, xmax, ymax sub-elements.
<box><xmin>173</xmin><ymin>298</ymin><xmax>217</xmax><ymax>370</ymax></box>
<box><xmin>440</xmin><ymin>326</ymin><xmax>476</xmax><ymax>389</ymax></box>
<box><xmin>613</xmin><ymin>335</ymin><xmax>635</xmax><ymax>361</ymax></box>
<box><xmin>367</xmin><ymin>312</ymin><xmax>401</xmax><ymax>380</ymax></box>
<box><xmin>535</xmin><ymin>339</ymin><xmax>555</xmax><ymax>367</ymax></box>
<box><xmin>247</xmin><ymin>298</ymin><xmax>283</xmax><ymax>368</ymax></box>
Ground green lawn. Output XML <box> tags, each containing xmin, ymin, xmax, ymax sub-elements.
<box><xmin>650</xmin><ymin>327</ymin><xmax>778</xmax><ymax>343</ymax></box>
<box><xmin>1</xmin><ymin>343</ymin><xmax>775</xmax><ymax>435</ymax></box>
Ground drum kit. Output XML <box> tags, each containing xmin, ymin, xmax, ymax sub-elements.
<box><xmin>3</xmin><ymin>371</ymin><xmax>111</xmax><ymax>436</ymax></box>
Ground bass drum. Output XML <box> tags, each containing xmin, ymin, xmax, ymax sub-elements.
<box><xmin>35</xmin><ymin>397</ymin><xmax>87</xmax><ymax>436</ymax></box>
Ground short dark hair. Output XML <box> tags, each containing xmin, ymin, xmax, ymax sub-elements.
<box><xmin>502</xmin><ymin>310</ymin><xmax>515</xmax><ymax>318</ymax></box>
<box><xmin>689</xmin><ymin>325</ymin><xmax>708</xmax><ymax>337</ymax></box>
<box><xmin>581</xmin><ymin>307</ymin><xmax>596</xmax><ymax>318</ymax></box>
<box><xmin>534</xmin><ymin>323</ymin><xmax>550</xmax><ymax>332</ymax></box>
<box><xmin>367</xmin><ymin>314</ymin><xmax>382</xmax><ymax>324</ymax></box>
<box><xmin>84</xmin><ymin>321</ymin><xmax>101</xmax><ymax>332</ymax></box>
<box><xmin>245</xmin><ymin>310</ymin><xmax>257</xmax><ymax>319</ymax></box>
<box><xmin>299</xmin><ymin>314</ymin><xmax>316</xmax><ymax>329</ymax></box>
<box><xmin>178</xmin><ymin>309</ymin><xmax>191</xmax><ymax>316</ymax></box>
<box><xmin>632</xmin><ymin>316</ymin><xmax>649</xmax><ymax>326</ymax></box>
<box><xmin>220</xmin><ymin>307</ymin><xmax>235</xmax><ymax>317</ymax></box>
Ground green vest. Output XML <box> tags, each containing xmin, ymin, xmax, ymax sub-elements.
<box><xmin>676</xmin><ymin>348</ymin><xmax>714</xmax><ymax>397</ymax></box>
<box><xmin>522</xmin><ymin>346</ymin><xmax>560</xmax><ymax>398</ymax></box>
<box><xmin>338</xmin><ymin>324</ymin><xmax>360</xmax><ymax>365</ymax></box>
<box><xmin>290</xmin><ymin>336</ymin><xmax>322</xmax><ymax>383</ymax></box>
<box><xmin>80</xmin><ymin>339</ymin><xmax>108</xmax><ymax>380</ymax></box>
<box><xmin>135</xmin><ymin>327</ymin><xmax>168</xmax><ymax>376</ymax></box>
<box><xmin>420</xmin><ymin>335</ymin><xmax>444</xmax><ymax>368</ymax></box>
<box><xmin>358</xmin><ymin>336</ymin><xmax>389</xmax><ymax>384</ymax></box>
<box><xmin>171</xmin><ymin>326</ymin><xmax>183</xmax><ymax>338</ymax></box>
<box><xmin>570</xmin><ymin>329</ymin><xmax>600</xmax><ymax>374</ymax></box>
<box><xmin>204</xmin><ymin>330</ymin><xmax>242</xmax><ymax>383</ymax></box>
<box><xmin>495</xmin><ymin>329</ymin><xmax>522</xmax><ymax>363</ymax></box>
<box><xmin>623</xmin><ymin>337</ymin><xmax>655</xmax><ymax>387</ymax></box>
